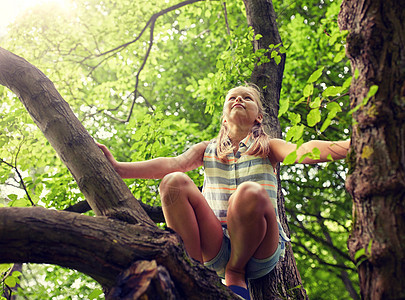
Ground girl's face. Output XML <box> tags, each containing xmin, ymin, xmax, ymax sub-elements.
<box><xmin>223</xmin><ymin>87</ymin><xmax>263</xmax><ymax>126</ymax></box>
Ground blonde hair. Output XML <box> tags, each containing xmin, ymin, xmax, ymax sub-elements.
<box><xmin>216</xmin><ymin>83</ymin><xmax>272</xmax><ymax>161</ymax></box>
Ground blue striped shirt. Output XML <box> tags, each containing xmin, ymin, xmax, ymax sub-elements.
<box><xmin>202</xmin><ymin>135</ymin><xmax>289</xmax><ymax>243</ymax></box>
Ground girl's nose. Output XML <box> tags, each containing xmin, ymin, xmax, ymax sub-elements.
<box><xmin>235</xmin><ymin>96</ymin><xmax>243</xmax><ymax>102</ymax></box>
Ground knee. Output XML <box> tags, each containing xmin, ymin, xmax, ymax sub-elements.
<box><xmin>231</xmin><ymin>182</ymin><xmax>273</xmax><ymax>216</ymax></box>
<box><xmin>159</xmin><ymin>172</ymin><xmax>191</xmax><ymax>196</ymax></box>
<box><xmin>238</xmin><ymin>182</ymin><xmax>269</xmax><ymax>203</ymax></box>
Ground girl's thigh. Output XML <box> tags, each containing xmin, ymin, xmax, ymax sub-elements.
<box><xmin>160</xmin><ymin>172</ymin><xmax>223</xmax><ymax>262</ymax></box>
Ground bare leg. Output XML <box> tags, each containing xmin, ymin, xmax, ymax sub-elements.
<box><xmin>159</xmin><ymin>172</ymin><xmax>223</xmax><ymax>263</ymax></box>
<box><xmin>225</xmin><ymin>182</ymin><xmax>279</xmax><ymax>288</ymax></box>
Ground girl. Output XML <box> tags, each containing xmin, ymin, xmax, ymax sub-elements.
<box><xmin>98</xmin><ymin>84</ymin><xmax>349</xmax><ymax>300</ymax></box>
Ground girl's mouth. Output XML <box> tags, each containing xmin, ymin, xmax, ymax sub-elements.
<box><xmin>232</xmin><ymin>104</ymin><xmax>245</xmax><ymax>109</ymax></box>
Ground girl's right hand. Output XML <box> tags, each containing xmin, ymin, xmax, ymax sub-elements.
<box><xmin>96</xmin><ymin>143</ymin><xmax>119</xmax><ymax>170</ymax></box>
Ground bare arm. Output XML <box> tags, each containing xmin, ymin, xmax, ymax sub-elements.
<box><xmin>97</xmin><ymin>141</ymin><xmax>209</xmax><ymax>179</ymax></box>
<box><xmin>269</xmin><ymin>139</ymin><xmax>350</xmax><ymax>164</ymax></box>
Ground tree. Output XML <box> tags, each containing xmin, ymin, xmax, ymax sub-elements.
<box><xmin>0</xmin><ymin>0</ymin><xmax>358</xmax><ymax>299</ymax></box>
<box><xmin>338</xmin><ymin>0</ymin><xmax>405</xmax><ymax>298</ymax></box>
<box><xmin>0</xmin><ymin>0</ymin><xmax>307</xmax><ymax>296</ymax></box>
<box><xmin>0</xmin><ymin>47</ymin><xmax>238</xmax><ymax>298</ymax></box>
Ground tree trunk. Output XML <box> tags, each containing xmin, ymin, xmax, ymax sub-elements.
<box><xmin>243</xmin><ymin>0</ymin><xmax>307</xmax><ymax>299</ymax></box>
<box><xmin>338</xmin><ymin>0</ymin><xmax>405</xmax><ymax>299</ymax></box>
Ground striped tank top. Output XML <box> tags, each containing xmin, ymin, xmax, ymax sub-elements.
<box><xmin>202</xmin><ymin>134</ymin><xmax>289</xmax><ymax>243</ymax></box>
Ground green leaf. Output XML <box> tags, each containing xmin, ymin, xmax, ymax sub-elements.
<box><xmin>286</xmin><ymin>124</ymin><xmax>304</xmax><ymax>142</ymax></box>
<box><xmin>278</xmin><ymin>98</ymin><xmax>289</xmax><ymax>117</ymax></box>
<box><xmin>329</xmin><ymin>32</ymin><xmax>340</xmax><ymax>45</ymax></box>
<box><xmin>4</xmin><ymin>276</ymin><xmax>16</xmax><ymax>288</ymax></box>
<box><xmin>333</xmin><ymin>50</ymin><xmax>346</xmax><ymax>63</ymax></box>
<box><xmin>0</xmin><ymin>264</ymin><xmax>13</xmax><ymax>273</ymax></box>
<box><xmin>88</xmin><ymin>288</ymin><xmax>103</xmax><ymax>299</ymax></box>
<box><xmin>323</xmin><ymin>86</ymin><xmax>344</xmax><ymax>97</ymax></box>
<box><xmin>354</xmin><ymin>248</ymin><xmax>366</xmax><ymax>261</ymax></box>
<box><xmin>303</xmin><ymin>84</ymin><xmax>314</xmax><ymax>97</ymax></box>
<box><xmin>254</xmin><ymin>34</ymin><xmax>263</xmax><ymax>40</ymax></box>
<box><xmin>356</xmin><ymin>256</ymin><xmax>369</xmax><ymax>268</ymax></box>
<box><xmin>311</xmin><ymin>147</ymin><xmax>321</xmax><ymax>160</ymax></box>
<box><xmin>367</xmin><ymin>85</ymin><xmax>379</xmax><ymax>98</ymax></box>
<box><xmin>320</xmin><ymin>117</ymin><xmax>332</xmax><ymax>132</ymax></box>
<box><xmin>309</xmin><ymin>97</ymin><xmax>321</xmax><ymax>109</ymax></box>
<box><xmin>288</xmin><ymin>112</ymin><xmax>301</xmax><ymax>125</ymax></box>
<box><xmin>307</xmin><ymin>67</ymin><xmax>324</xmax><ymax>83</ymax></box>
<box><xmin>8</xmin><ymin>194</ymin><xmax>17</xmax><ymax>201</ymax></box>
<box><xmin>307</xmin><ymin>109</ymin><xmax>321</xmax><ymax>127</ymax></box>
<box><xmin>298</xmin><ymin>152</ymin><xmax>311</xmax><ymax>163</ymax></box>
<box><xmin>348</xmin><ymin>85</ymin><xmax>379</xmax><ymax>114</ymax></box>
<box><xmin>367</xmin><ymin>239</ymin><xmax>373</xmax><ymax>254</ymax></box>
<box><xmin>283</xmin><ymin>151</ymin><xmax>297</xmax><ymax>165</ymax></box>
<box><xmin>327</xmin><ymin>102</ymin><xmax>342</xmax><ymax>113</ymax></box>
<box><xmin>342</xmin><ymin>76</ymin><xmax>352</xmax><ymax>89</ymax></box>
<box><xmin>12</xmin><ymin>271</ymin><xmax>22</xmax><ymax>278</ymax></box>
<box><xmin>9</xmin><ymin>197</ymin><xmax>32</xmax><ymax>207</ymax></box>
<box><xmin>293</xmin><ymin>97</ymin><xmax>306</xmax><ymax>108</ymax></box>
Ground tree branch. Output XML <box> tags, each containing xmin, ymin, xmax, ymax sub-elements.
<box><xmin>289</xmin><ymin>210</ymin><xmax>352</xmax><ymax>261</ymax></box>
<box><xmin>125</xmin><ymin>19</ymin><xmax>156</xmax><ymax>123</ymax></box>
<box><xmin>0</xmin><ymin>207</ymin><xmax>237</xmax><ymax>299</ymax></box>
<box><xmin>91</xmin><ymin>0</ymin><xmax>205</xmax><ymax>60</ymax></box>
<box><xmin>0</xmin><ymin>158</ymin><xmax>34</xmax><ymax>206</ymax></box>
<box><xmin>80</xmin><ymin>0</ymin><xmax>206</xmax><ymax>122</ymax></box>
<box><xmin>0</xmin><ymin>47</ymin><xmax>154</xmax><ymax>226</ymax></box>
<box><xmin>292</xmin><ymin>240</ymin><xmax>355</xmax><ymax>271</ymax></box>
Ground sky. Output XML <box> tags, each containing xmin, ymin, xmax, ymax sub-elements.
<box><xmin>0</xmin><ymin>0</ymin><xmax>67</xmax><ymax>36</ymax></box>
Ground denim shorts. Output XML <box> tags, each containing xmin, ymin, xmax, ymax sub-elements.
<box><xmin>204</xmin><ymin>227</ymin><xmax>285</xmax><ymax>280</ymax></box>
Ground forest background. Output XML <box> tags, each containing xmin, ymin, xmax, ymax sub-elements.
<box><xmin>0</xmin><ymin>0</ymin><xmax>355</xmax><ymax>299</ymax></box>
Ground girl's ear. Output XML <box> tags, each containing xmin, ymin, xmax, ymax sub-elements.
<box><xmin>256</xmin><ymin>114</ymin><xmax>263</xmax><ymax>124</ymax></box>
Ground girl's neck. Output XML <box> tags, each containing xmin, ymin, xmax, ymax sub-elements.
<box><xmin>227</xmin><ymin>123</ymin><xmax>252</xmax><ymax>146</ymax></box>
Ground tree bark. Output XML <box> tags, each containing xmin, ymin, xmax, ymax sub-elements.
<box><xmin>338</xmin><ymin>0</ymin><xmax>405</xmax><ymax>299</ymax></box>
<box><xmin>0</xmin><ymin>207</ymin><xmax>238</xmax><ymax>299</ymax></box>
<box><xmin>243</xmin><ymin>0</ymin><xmax>307</xmax><ymax>299</ymax></box>
<box><xmin>0</xmin><ymin>47</ymin><xmax>153</xmax><ymax>227</ymax></box>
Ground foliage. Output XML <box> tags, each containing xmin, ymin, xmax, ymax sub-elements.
<box><xmin>0</xmin><ymin>0</ymin><xmax>359</xmax><ymax>299</ymax></box>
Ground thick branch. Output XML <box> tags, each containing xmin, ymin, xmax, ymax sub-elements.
<box><xmin>0</xmin><ymin>47</ymin><xmax>154</xmax><ymax>226</ymax></box>
<box><xmin>0</xmin><ymin>207</ymin><xmax>237</xmax><ymax>299</ymax></box>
